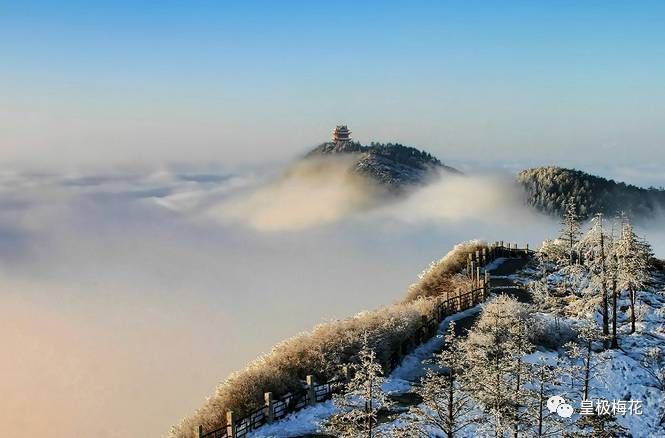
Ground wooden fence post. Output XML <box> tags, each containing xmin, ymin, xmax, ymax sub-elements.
<box><xmin>264</xmin><ymin>392</ymin><xmax>275</xmax><ymax>423</ymax></box>
<box><xmin>226</xmin><ymin>411</ymin><xmax>236</xmax><ymax>438</ymax></box>
<box><xmin>476</xmin><ymin>267</ymin><xmax>481</xmax><ymax>288</ymax></box>
<box><xmin>484</xmin><ymin>272</ymin><xmax>490</xmax><ymax>300</ymax></box>
<box><xmin>197</xmin><ymin>425</ymin><xmax>203</xmax><ymax>438</ymax></box>
<box><xmin>306</xmin><ymin>375</ymin><xmax>316</xmax><ymax>406</ymax></box>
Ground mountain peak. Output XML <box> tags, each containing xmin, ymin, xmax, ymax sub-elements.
<box><xmin>306</xmin><ymin>140</ymin><xmax>459</xmax><ymax>191</ymax></box>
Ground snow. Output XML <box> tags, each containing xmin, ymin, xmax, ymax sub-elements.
<box><xmin>249</xmin><ymin>268</ymin><xmax>490</xmax><ymax>437</ymax></box>
<box><xmin>484</xmin><ymin>257</ymin><xmax>510</xmax><ymax>271</ymax></box>
<box><xmin>250</xmin><ymin>254</ymin><xmax>665</xmax><ymax>437</ymax></box>
<box><xmin>249</xmin><ymin>401</ymin><xmax>335</xmax><ymax>438</ymax></box>
<box><xmin>385</xmin><ymin>304</ymin><xmax>482</xmax><ymax>389</ymax></box>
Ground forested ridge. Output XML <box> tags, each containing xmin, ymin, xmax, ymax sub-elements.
<box><xmin>306</xmin><ymin>141</ymin><xmax>459</xmax><ymax>190</ymax></box>
<box><xmin>518</xmin><ymin>166</ymin><xmax>665</xmax><ymax>220</ymax></box>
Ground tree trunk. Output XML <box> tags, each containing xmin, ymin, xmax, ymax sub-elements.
<box><xmin>629</xmin><ymin>287</ymin><xmax>636</xmax><ymax>334</ymax></box>
<box><xmin>569</xmin><ymin>227</ymin><xmax>574</xmax><ymax>266</ymax></box>
<box><xmin>514</xmin><ymin>358</ymin><xmax>521</xmax><ymax>438</ymax></box>
<box><xmin>495</xmin><ymin>359</ymin><xmax>501</xmax><ymax>438</ymax></box>
<box><xmin>611</xmin><ymin>278</ymin><xmax>619</xmax><ymax>349</ymax></box>
<box><xmin>447</xmin><ymin>373</ymin><xmax>454</xmax><ymax>438</ymax></box>
<box><xmin>537</xmin><ymin>369</ymin><xmax>544</xmax><ymax>437</ymax></box>
<box><xmin>583</xmin><ymin>340</ymin><xmax>592</xmax><ymax>400</ymax></box>
<box><xmin>600</xmin><ymin>231</ymin><xmax>609</xmax><ymax>341</ymax></box>
<box><xmin>367</xmin><ymin>373</ymin><xmax>373</xmax><ymax>438</ymax></box>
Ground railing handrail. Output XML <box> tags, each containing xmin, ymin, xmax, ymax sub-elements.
<box><xmin>198</xmin><ymin>241</ymin><xmax>535</xmax><ymax>438</ymax></box>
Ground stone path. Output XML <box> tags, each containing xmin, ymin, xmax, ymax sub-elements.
<box><xmin>387</xmin><ymin>255</ymin><xmax>533</xmax><ymax>412</ymax></box>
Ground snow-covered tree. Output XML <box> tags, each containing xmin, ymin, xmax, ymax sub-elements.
<box><xmin>607</xmin><ymin>219</ymin><xmax>621</xmax><ymax>348</ymax></box>
<box><xmin>325</xmin><ymin>334</ymin><xmax>392</xmax><ymax>437</ymax></box>
<box><xmin>563</xmin><ymin>324</ymin><xmax>607</xmax><ymax>401</ymax></box>
<box><xmin>615</xmin><ymin>221</ymin><xmax>651</xmax><ymax>333</ymax></box>
<box><xmin>640</xmin><ymin>347</ymin><xmax>665</xmax><ymax>391</ymax></box>
<box><xmin>539</xmin><ymin>239</ymin><xmax>568</xmax><ymax>267</ymax></box>
<box><xmin>407</xmin><ymin>322</ymin><xmax>477</xmax><ymax>438</ymax></box>
<box><xmin>640</xmin><ymin>347</ymin><xmax>665</xmax><ymax>427</ymax></box>
<box><xmin>560</xmin><ymin>197</ymin><xmax>582</xmax><ymax>266</ymax></box>
<box><xmin>527</xmin><ymin>358</ymin><xmax>564</xmax><ymax>437</ymax></box>
<box><xmin>462</xmin><ymin>295</ymin><xmax>533</xmax><ymax>437</ymax></box>
<box><xmin>579</xmin><ymin>214</ymin><xmax>610</xmax><ymax>339</ymax></box>
<box><xmin>568</xmin><ymin>413</ymin><xmax>630</xmax><ymax>437</ymax></box>
<box><xmin>530</xmin><ymin>279</ymin><xmax>557</xmax><ymax>313</ymax></box>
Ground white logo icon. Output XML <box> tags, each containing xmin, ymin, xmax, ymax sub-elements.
<box><xmin>547</xmin><ymin>395</ymin><xmax>574</xmax><ymax>418</ymax></box>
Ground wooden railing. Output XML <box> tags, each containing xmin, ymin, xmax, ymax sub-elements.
<box><xmin>198</xmin><ymin>242</ymin><xmax>533</xmax><ymax>438</ymax></box>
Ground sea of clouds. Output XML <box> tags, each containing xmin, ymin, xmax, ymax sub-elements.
<box><xmin>0</xmin><ymin>162</ymin><xmax>662</xmax><ymax>437</ymax></box>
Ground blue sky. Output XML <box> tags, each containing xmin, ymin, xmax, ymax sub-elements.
<box><xmin>2</xmin><ymin>1</ymin><xmax>665</xmax><ymax>169</ymax></box>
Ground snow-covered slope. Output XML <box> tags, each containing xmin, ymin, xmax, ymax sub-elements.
<box><xmin>250</xmin><ymin>255</ymin><xmax>665</xmax><ymax>437</ymax></box>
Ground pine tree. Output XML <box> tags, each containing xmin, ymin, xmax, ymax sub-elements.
<box><xmin>607</xmin><ymin>219</ymin><xmax>621</xmax><ymax>348</ymax></box>
<box><xmin>325</xmin><ymin>334</ymin><xmax>392</xmax><ymax>438</ymax></box>
<box><xmin>568</xmin><ymin>413</ymin><xmax>630</xmax><ymax>437</ymax></box>
<box><xmin>640</xmin><ymin>347</ymin><xmax>665</xmax><ymax>429</ymax></box>
<box><xmin>462</xmin><ymin>296</ymin><xmax>533</xmax><ymax>437</ymax></box>
<box><xmin>560</xmin><ymin>197</ymin><xmax>582</xmax><ymax>266</ymax></box>
<box><xmin>615</xmin><ymin>221</ymin><xmax>651</xmax><ymax>334</ymax></box>
<box><xmin>407</xmin><ymin>322</ymin><xmax>477</xmax><ymax>437</ymax></box>
<box><xmin>640</xmin><ymin>347</ymin><xmax>665</xmax><ymax>391</ymax></box>
<box><xmin>579</xmin><ymin>214</ymin><xmax>610</xmax><ymax>340</ymax></box>
<box><xmin>563</xmin><ymin>324</ymin><xmax>607</xmax><ymax>402</ymax></box>
<box><xmin>527</xmin><ymin>358</ymin><xmax>565</xmax><ymax>437</ymax></box>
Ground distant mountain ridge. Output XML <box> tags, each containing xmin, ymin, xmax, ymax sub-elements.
<box><xmin>518</xmin><ymin>166</ymin><xmax>665</xmax><ymax>220</ymax></box>
<box><xmin>306</xmin><ymin>141</ymin><xmax>460</xmax><ymax>191</ymax></box>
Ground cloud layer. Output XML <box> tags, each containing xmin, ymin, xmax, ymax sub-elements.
<box><xmin>0</xmin><ymin>163</ymin><xmax>661</xmax><ymax>437</ymax></box>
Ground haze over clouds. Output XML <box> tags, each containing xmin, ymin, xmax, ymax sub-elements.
<box><xmin>0</xmin><ymin>165</ymin><xmax>554</xmax><ymax>437</ymax></box>
<box><xmin>2</xmin><ymin>160</ymin><xmax>665</xmax><ymax>437</ymax></box>
<box><xmin>210</xmin><ymin>157</ymin><xmax>383</xmax><ymax>231</ymax></box>
<box><xmin>2</xmin><ymin>2</ymin><xmax>665</xmax><ymax>437</ymax></box>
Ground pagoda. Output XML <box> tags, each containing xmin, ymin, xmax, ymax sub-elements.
<box><xmin>332</xmin><ymin>125</ymin><xmax>352</xmax><ymax>143</ymax></box>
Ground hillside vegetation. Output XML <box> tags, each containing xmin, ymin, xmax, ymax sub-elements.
<box><xmin>306</xmin><ymin>141</ymin><xmax>459</xmax><ymax>191</ymax></box>
<box><xmin>251</xmin><ymin>214</ymin><xmax>665</xmax><ymax>438</ymax></box>
<box><xmin>518</xmin><ymin>166</ymin><xmax>665</xmax><ymax>220</ymax></box>
<box><xmin>171</xmin><ymin>241</ymin><xmax>484</xmax><ymax>437</ymax></box>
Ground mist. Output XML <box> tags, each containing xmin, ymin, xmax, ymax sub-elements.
<box><xmin>0</xmin><ymin>163</ymin><xmax>663</xmax><ymax>437</ymax></box>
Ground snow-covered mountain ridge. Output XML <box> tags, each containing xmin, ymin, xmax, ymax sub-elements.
<box><xmin>249</xmin><ymin>225</ymin><xmax>665</xmax><ymax>437</ymax></box>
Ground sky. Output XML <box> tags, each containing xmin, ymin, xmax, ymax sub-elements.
<box><xmin>2</xmin><ymin>2</ymin><xmax>665</xmax><ymax>437</ymax></box>
<box><xmin>2</xmin><ymin>1</ymin><xmax>665</xmax><ymax>169</ymax></box>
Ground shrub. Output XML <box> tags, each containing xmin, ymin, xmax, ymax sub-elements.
<box><xmin>403</xmin><ymin>240</ymin><xmax>488</xmax><ymax>302</ymax></box>
<box><xmin>171</xmin><ymin>241</ymin><xmax>487</xmax><ymax>437</ymax></box>
<box><xmin>530</xmin><ymin>313</ymin><xmax>578</xmax><ymax>349</ymax></box>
